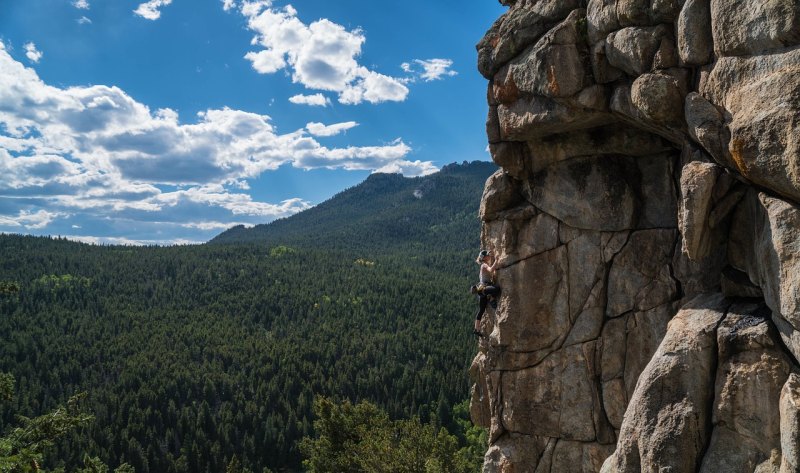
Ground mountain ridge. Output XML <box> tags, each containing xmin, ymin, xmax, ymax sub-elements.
<box><xmin>210</xmin><ymin>160</ymin><xmax>497</xmax><ymax>253</ymax></box>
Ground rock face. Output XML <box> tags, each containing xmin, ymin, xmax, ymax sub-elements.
<box><xmin>471</xmin><ymin>1</ymin><xmax>800</xmax><ymax>471</ymax></box>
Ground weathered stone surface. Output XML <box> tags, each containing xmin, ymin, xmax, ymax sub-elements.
<box><xmin>480</xmin><ymin>170</ymin><xmax>522</xmax><ymax>221</ymax></box>
<box><xmin>507</xmin><ymin>9</ymin><xmax>589</xmax><ymax>99</ymax></box>
<box><xmin>610</xmin><ymin>83</ymin><xmax>685</xmax><ymax>144</ymax></box>
<box><xmin>482</xmin><ymin>207</ymin><xmax>560</xmax><ymax>270</ymax></box>
<box><xmin>721</xmin><ymin>266</ymin><xmax>764</xmax><ymax>299</ymax></box>
<box><xmin>729</xmin><ymin>190</ymin><xmax>800</xmax><ymax>360</ymax></box>
<box><xmin>486</xmin><ymin>104</ymin><xmax>501</xmax><ymax>144</ymax></box>
<box><xmin>679</xmin><ymin>161</ymin><xmax>722</xmax><ymax>260</ymax></box>
<box><xmin>601</xmin><ymin>293</ymin><xmax>727</xmax><ymax>473</ymax></box>
<box><xmin>631</xmin><ymin>72</ymin><xmax>684</xmax><ymax>124</ymax></box>
<box><xmin>588</xmin><ymin>0</ymin><xmax>620</xmax><ymax>44</ymax></box>
<box><xmin>525</xmin><ymin>126</ymin><xmax>674</xmax><ymax>175</ymax></box>
<box><xmin>605</xmin><ymin>26</ymin><xmax>669</xmax><ymax>76</ymax></box>
<box><xmin>483</xmin><ymin>434</ymin><xmax>550</xmax><ymax>472</ymax></box>
<box><xmin>469</xmin><ymin>352</ymin><xmax>491</xmax><ymax>429</ymax></box>
<box><xmin>522</xmin><ymin>156</ymin><xmax>639</xmax><ymax>232</ymax></box>
<box><xmin>701</xmin><ymin>304</ymin><xmax>794</xmax><ymax>472</ymax></box>
<box><xmin>650</xmin><ymin>0</ymin><xmax>685</xmax><ymax>23</ymax></box>
<box><xmin>491</xmin><ymin>246</ymin><xmax>570</xmax><ymax>352</ymax></box>
<box><xmin>710</xmin><ymin>0</ymin><xmax>800</xmax><ymax>56</ymax></box>
<box><xmin>623</xmin><ymin>303</ymin><xmax>675</xmax><ymax>398</ymax></box>
<box><xmin>701</xmin><ymin>48</ymin><xmax>800</xmax><ymax>203</ymax></box>
<box><xmin>652</xmin><ymin>36</ymin><xmax>679</xmax><ymax>70</ymax></box>
<box><xmin>591</xmin><ymin>40</ymin><xmax>625</xmax><ymax>84</ymax></box>
<box><xmin>685</xmin><ymin>92</ymin><xmax>729</xmax><ymax>164</ymax></box>
<box><xmin>550</xmin><ymin>441</ymin><xmax>616</xmax><ymax>472</ymax></box>
<box><xmin>501</xmin><ymin>342</ymin><xmax>601</xmax><ymax>441</ymax></box>
<box><xmin>489</xmin><ymin>141</ymin><xmax>528</xmax><ymax>180</ymax></box>
<box><xmin>615</xmin><ymin>0</ymin><xmax>648</xmax><ymax>27</ymax></box>
<box><xmin>606</xmin><ymin>229</ymin><xmax>678</xmax><ymax>317</ymax></box>
<box><xmin>781</xmin><ymin>373</ymin><xmax>800</xmax><ymax>472</ymax></box>
<box><xmin>477</xmin><ymin>0</ymin><xmax>583</xmax><ymax>79</ymax></box>
<box><xmin>637</xmin><ymin>152</ymin><xmax>679</xmax><ymax>228</ymax></box>
<box><xmin>600</xmin><ymin>317</ymin><xmax>627</xmax><ymax>428</ymax></box>
<box><xmin>496</xmin><ymin>93</ymin><xmax>615</xmax><ymax>141</ymax></box>
<box><xmin>677</xmin><ymin>0</ymin><xmax>712</xmax><ymax>65</ymax></box>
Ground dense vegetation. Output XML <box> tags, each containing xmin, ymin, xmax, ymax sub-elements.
<box><xmin>0</xmin><ymin>161</ymin><xmax>496</xmax><ymax>472</ymax></box>
<box><xmin>300</xmin><ymin>397</ymin><xmax>486</xmax><ymax>473</ymax></box>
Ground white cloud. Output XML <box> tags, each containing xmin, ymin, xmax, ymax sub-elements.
<box><xmin>403</xmin><ymin>59</ymin><xmax>457</xmax><ymax>82</ymax></box>
<box><xmin>221</xmin><ymin>0</ymin><xmax>237</xmax><ymax>12</ymax></box>
<box><xmin>23</xmin><ymin>42</ymin><xmax>42</xmax><ymax>64</ymax></box>
<box><xmin>134</xmin><ymin>0</ymin><xmax>173</xmax><ymax>20</ymax></box>
<box><xmin>306</xmin><ymin>121</ymin><xmax>358</xmax><ymax>137</ymax></box>
<box><xmin>0</xmin><ymin>42</ymin><xmax>435</xmax><ymax>236</ymax></box>
<box><xmin>72</xmin><ymin>0</ymin><xmax>90</xmax><ymax>9</ymax></box>
<box><xmin>374</xmin><ymin>160</ymin><xmax>439</xmax><ymax>177</ymax></box>
<box><xmin>288</xmin><ymin>93</ymin><xmax>331</xmax><ymax>107</ymax></box>
<box><xmin>0</xmin><ymin>210</ymin><xmax>64</xmax><ymax>229</ymax></box>
<box><xmin>77</xmin><ymin>16</ymin><xmax>92</xmax><ymax>25</ymax></box>
<box><xmin>416</xmin><ymin>59</ymin><xmax>458</xmax><ymax>81</ymax></box>
<box><xmin>237</xmin><ymin>2</ymin><xmax>408</xmax><ymax>105</ymax></box>
<box><xmin>63</xmin><ymin>235</ymin><xmax>202</xmax><ymax>246</ymax></box>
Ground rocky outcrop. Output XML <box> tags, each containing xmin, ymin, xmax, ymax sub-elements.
<box><xmin>471</xmin><ymin>0</ymin><xmax>800</xmax><ymax>471</ymax></box>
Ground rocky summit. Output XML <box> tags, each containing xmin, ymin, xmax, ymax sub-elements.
<box><xmin>470</xmin><ymin>0</ymin><xmax>800</xmax><ymax>471</ymax></box>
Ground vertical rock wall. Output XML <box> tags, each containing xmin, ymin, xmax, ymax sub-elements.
<box><xmin>471</xmin><ymin>0</ymin><xmax>800</xmax><ymax>471</ymax></box>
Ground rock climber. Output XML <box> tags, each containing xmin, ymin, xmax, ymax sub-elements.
<box><xmin>472</xmin><ymin>249</ymin><xmax>502</xmax><ymax>336</ymax></box>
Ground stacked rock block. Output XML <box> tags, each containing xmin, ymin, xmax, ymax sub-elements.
<box><xmin>470</xmin><ymin>0</ymin><xmax>800</xmax><ymax>471</ymax></box>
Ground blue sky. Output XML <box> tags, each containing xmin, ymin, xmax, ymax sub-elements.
<box><xmin>0</xmin><ymin>0</ymin><xmax>504</xmax><ymax>244</ymax></box>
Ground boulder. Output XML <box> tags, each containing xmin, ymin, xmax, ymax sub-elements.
<box><xmin>701</xmin><ymin>304</ymin><xmax>794</xmax><ymax>472</ymax></box>
<box><xmin>700</xmin><ymin>48</ymin><xmax>800</xmax><ymax>203</ymax></box>
<box><xmin>587</xmin><ymin>0</ymin><xmax>620</xmax><ymax>44</ymax></box>
<box><xmin>480</xmin><ymin>170</ymin><xmax>523</xmax><ymax>221</ymax></box>
<box><xmin>507</xmin><ymin>9</ymin><xmax>589</xmax><ymax>99</ymax></box>
<box><xmin>488</xmin><ymin>141</ymin><xmax>528</xmax><ymax>180</ymax></box>
<box><xmin>678</xmin><ymin>161</ymin><xmax>722</xmax><ymax>260</ymax></box>
<box><xmin>600</xmin><ymin>293</ymin><xmax>727</xmax><ymax>473</ymax></box>
<box><xmin>605</xmin><ymin>25</ymin><xmax>670</xmax><ymax>76</ymax></box>
<box><xmin>483</xmin><ymin>434</ymin><xmax>550</xmax><ymax>472</ymax></box>
<box><xmin>591</xmin><ymin>40</ymin><xmax>625</xmax><ymax>84</ymax></box>
<box><xmin>496</xmin><ymin>92</ymin><xmax>615</xmax><ymax>141</ymax></box>
<box><xmin>710</xmin><ymin>0</ymin><xmax>800</xmax><ymax>56</ymax></box>
<box><xmin>477</xmin><ymin>0</ymin><xmax>584</xmax><ymax>79</ymax></box>
<box><xmin>631</xmin><ymin>72</ymin><xmax>685</xmax><ymax>124</ymax></box>
<box><xmin>677</xmin><ymin>0</ymin><xmax>712</xmax><ymax>65</ymax></box>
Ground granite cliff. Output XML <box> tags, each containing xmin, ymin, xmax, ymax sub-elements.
<box><xmin>470</xmin><ymin>0</ymin><xmax>800</xmax><ymax>471</ymax></box>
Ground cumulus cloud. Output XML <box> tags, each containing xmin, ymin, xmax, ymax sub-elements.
<box><xmin>374</xmin><ymin>160</ymin><xmax>439</xmax><ymax>177</ymax></box>
<box><xmin>23</xmin><ymin>42</ymin><xmax>42</xmax><ymax>64</ymax></box>
<box><xmin>401</xmin><ymin>59</ymin><xmax>457</xmax><ymax>82</ymax></box>
<box><xmin>72</xmin><ymin>0</ymin><xmax>90</xmax><ymax>9</ymax></box>
<box><xmin>0</xmin><ymin>210</ymin><xmax>64</xmax><ymax>229</ymax></box>
<box><xmin>288</xmin><ymin>93</ymin><xmax>331</xmax><ymax>107</ymax></box>
<box><xmin>0</xmin><ymin>42</ymin><xmax>435</xmax><ymax>240</ymax></box>
<box><xmin>236</xmin><ymin>1</ymin><xmax>408</xmax><ymax>105</ymax></box>
<box><xmin>305</xmin><ymin>121</ymin><xmax>358</xmax><ymax>137</ymax></box>
<box><xmin>134</xmin><ymin>0</ymin><xmax>173</xmax><ymax>20</ymax></box>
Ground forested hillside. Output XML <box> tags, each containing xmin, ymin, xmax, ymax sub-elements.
<box><xmin>212</xmin><ymin>161</ymin><xmax>494</xmax><ymax>252</ymax></box>
<box><xmin>0</xmin><ymin>161</ymin><xmax>496</xmax><ymax>472</ymax></box>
